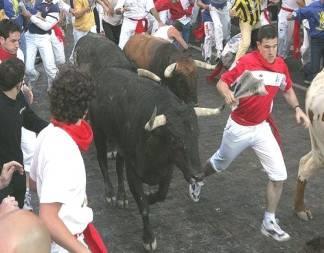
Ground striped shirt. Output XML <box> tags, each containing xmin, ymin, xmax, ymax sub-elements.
<box><xmin>231</xmin><ymin>0</ymin><xmax>261</xmax><ymax>25</ymax></box>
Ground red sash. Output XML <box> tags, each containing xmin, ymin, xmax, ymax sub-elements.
<box><xmin>266</xmin><ymin>114</ymin><xmax>282</xmax><ymax>150</ymax></box>
<box><xmin>129</xmin><ymin>17</ymin><xmax>148</xmax><ymax>34</ymax></box>
<box><xmin>52</xmin><ymin>25</ymin><xmax>65</xmax><ymax>43</ymax></box>
<box><xmin>281</xmin><ymin>6</ymin><xmax>300</xmax><ymax>59</ymax></box>
<box><xmin>83</xmin><ymin>223</ymin><xmax>109</xmax><ymax>253</ymax></box>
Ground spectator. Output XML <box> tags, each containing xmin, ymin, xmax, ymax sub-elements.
<box><xmin>288</xmin><ymin>0</ymin><xmax>324</xmax><ymax>85</ymax></box>
<box><xmin>68</xmin><ymin>0</ymin><xmax>96</xmax><ymax>63</ymax></box>
<box><xmin>97</xmin><ymin>0</ymin><xmax>122</xmax><ymax>44</ymax></box>
<box><xmin>169</xmin><ymin>0</ymin><xmax>194</xmax><ymax>43</ymax></box>
<box><xmin>115</xmin><ymin>0</ymin><xmax>163</xmax><ymax>49</ymax></box>
<box><xmin>22</xmin><ymin>0</ymin><xmax>60</xmax><ymax>91</ymax></box>
<box><xmin>0</xmin><ymin>58</ymin><xmax>48</xmax><ymax>208</ymax></box>
<box><xmin>0</xmin><ymin>19</ymin><xmax>37</xmax><ymax>211</ymax></box>
<box><xmin>29</xmin><ymin>65</ymin><xmax>106</xmax><ymax>253</ymax></box>
<box><xmin>230</xmin><ymin>0</ymin><xmax>262</xmax><ymax>63</ymax></box>
<box><xmin>277</xmin><ymin>0</ymin><xmax>302</xmax><ymax>59</ymax></box>
<box><xmin>3</xmin><ymin>0</ymin><xmax>27</xmax><ymax>56</ymax></box>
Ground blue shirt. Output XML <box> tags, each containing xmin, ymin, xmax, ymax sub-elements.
<box><xmin>28</xmin><ymin>1</ymin><xmax>59</xmax><ymax>35</ymax></box>
<box><xmin>293</xmin><ymin>1</ymin><xmax>324</xmax><ymax>38</ymax></box>
<box><xmin>210</xmin><ymin>0</ymin><xmax>227</xmax><ymax>8</ymax></box>
<box><xmin>201</xmin><ymin>0</ymin><xmax>212</xmax><ymax>22</ymax></box>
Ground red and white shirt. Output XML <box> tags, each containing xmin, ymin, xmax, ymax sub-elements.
<box><xmin>221</xmin><ymin>51</ymin><xmax>292</xmax><ymax>126</ymax></box>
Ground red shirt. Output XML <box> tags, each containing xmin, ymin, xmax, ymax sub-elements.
<box><xmin>221</xmin><ymin>51</ymin><xmax>292</xmax><ymax>126</ymax></box>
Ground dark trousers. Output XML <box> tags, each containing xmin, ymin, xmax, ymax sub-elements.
<box><xmin>304</xmin><ymin>37</ymin><xmax>324</xmax><ymax>82</ymax></box>
<box><xmin>0</xmin><ymin>172</ymin><xmax>26</xmax><ymax>208</ymax></box>
<box><xmin>102</xmin><ymin>20</ymin><xmax>121</xmax><ymax>45</ymax></box>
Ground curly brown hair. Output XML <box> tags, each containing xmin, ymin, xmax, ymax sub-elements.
<box><xmin>49</xmin><ymin>64</ymin><xmax>95</xmax><ymax>123</ymax></box>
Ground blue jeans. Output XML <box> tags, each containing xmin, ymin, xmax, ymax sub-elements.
<box><xmin>304</xmin><ymin>37</ymin><xmax>324</xmax><ymax>82</ymax></box>
<box><xmin>181</xmin><ymin>22</ymin><xmax>192</xmax><ymax>43</ymax></box>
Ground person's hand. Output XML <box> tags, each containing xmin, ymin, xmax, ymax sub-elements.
<box><xmin>295</xmin><ymin>107</ymin><xmax>310</xmax><ymax>128</ymax></box>
<box><xmin>0</xmin><ymin>161</ymin><xmax>23</xmax><ymax>189</ymax></box>
<box><xmin>287</xmin><ymin>13</ymin><xmax>293</xmax><ymax>20</ymax></box>
<box><xmin>223</xmin><ymin>90</ymin><xmax>237</xmax><ymax>105</ymax></box>
<box><xmin>0</xmin><ymin>196</ymin><xmax>19</xmax><ymax>217</ymax></box>
<box><xmin>22</xmin><ymin>83</ymin><xmax>34</xmax><ymax>105</ymax></box>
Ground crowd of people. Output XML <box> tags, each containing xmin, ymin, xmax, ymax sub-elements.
<box><xmin>0</xmin><ymin>0</ymin><xmax>323</xmax><ymax>252</ymax></box>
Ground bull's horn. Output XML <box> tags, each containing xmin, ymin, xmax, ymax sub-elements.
<box><xmin>194</xmin><ymin>105</ymin><xmax>225</xmax><ymax>116</ymax></box>
<box><xmin>194</xmin><ymin>60</ymin><xmax>216</xmax><ymax>70</ymax></box>
<box><xmin>137</xmin><ymin>68</ymin><xmax>161</xmax><ymax>82</ymax></box>
<box><xmin>164</xmin><ymin>63</ymin><xmax>177</xmax><ymax>78</ymax></box>
<box><xmin>145</xmin><ymin>107</ymin><xmax>167</xmax><ymax>131</ymax></box>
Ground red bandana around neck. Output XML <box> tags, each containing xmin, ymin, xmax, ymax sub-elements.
<box><xmin>51</xmin><ymin>118</ymin><xmax>93</xmax><ymax>151</ymax></box>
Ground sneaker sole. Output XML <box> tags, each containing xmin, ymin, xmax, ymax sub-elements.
<box><xmin>260</xmin><ymin>225</ymin><xmax>290</xmax><ymax>242</ymax></box>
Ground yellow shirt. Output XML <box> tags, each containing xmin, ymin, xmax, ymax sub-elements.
<box><xmin>231</xmin><ymin>0</ymin><xmax>261</xmax><ymax>26</ymax></box>
<box><xmin>74</xmin><ymin>0</ymin><xmax>95</xmax><ymax>32</ymax></box>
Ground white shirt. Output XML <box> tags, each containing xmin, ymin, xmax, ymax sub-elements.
<box><xmin>102</xmin><ymin>0</ymin><xmax>122</xmax><ymax>25</ymax></box>
<box><xmin>152</xmin><ymin>25</ymin><xmax>174</xmax><ymax>43</ymax></box>
<box><xmin>115</xmin><ymin>0</ymin><xmax>155</xmax><ymax>19</ymax></box>
<box><xmin>281</xmin><ymin>0</ymin><xmax>299</xmax><ymax>9</ymax></box>
<box><xmin>30</xmin><ymin>124</ymin><xmax>93</xmax><ymax>235</ymax></box>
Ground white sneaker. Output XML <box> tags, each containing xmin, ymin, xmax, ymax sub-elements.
<box><xmin>261</xmin><ymin>219</ymin><xmax>290</xmax><ymax>242</ymax></box>
<box><xmin>23</xmin><ymin>190</ymin><xmax>33</xmax><ymax>211</ymax></box>
<box><xmin>189</xmin><ymin>181</ymin><xmax>204</xmax><ymax>202</ymax></box>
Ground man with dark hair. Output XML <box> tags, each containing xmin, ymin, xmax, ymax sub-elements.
<box><xmin>0</xmin><ymin>58</ymin><xmax>48</xmax><ymax>208</ymax></box>
<box><xmin>0</xmin><ymin>19</ymin><xmax>23</xmax><ymax>61</ymax></box>
<box><xmin>0</xmin><ymin>18</ymin><xmax>41</xmax><ymax>211</ymax></box>
<box><xmin>30</xmin><ymin>65</ymin><xmax>104</xmax><ymax>253</ymax></box>
<box><xmin>190</xmin><ymin>25</ymin><xmax>310</xmax><ymax>242</ymax></box>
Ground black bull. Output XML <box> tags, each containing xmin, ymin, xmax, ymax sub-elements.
<box><xmin>89</xmin><ymin>68</ymin><xmax>202</xmax><ymax>250</ymax></box>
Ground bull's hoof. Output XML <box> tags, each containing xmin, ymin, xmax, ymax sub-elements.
<box><xmin>296</xmin><ymin>209</ymin><xmax>313</xmax><ymax>221</ymax></box>
<box><xmin>117</xmin><ymin>199</ymin><xmax>128</xmax><ymax>208</ymax></box>
<box><xmin>143</xmin><ymin>237</ymin><xmax>157</xmax><ymax>251</ymax></box>
<box><xmin>106</xmin><ymin>196</ymin><xmax>117</xmax><ymax>206</ymax></box>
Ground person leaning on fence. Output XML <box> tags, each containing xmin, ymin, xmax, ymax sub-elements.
<box><xmin>189</xmin><ymin>25</ymin><xmax>310</xmax><ymax>242</ymax></box>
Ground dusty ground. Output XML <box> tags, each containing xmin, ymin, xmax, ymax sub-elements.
<box><xmin>30</xmin><ymin>25</ymin><xmax>324</xmax><ymax>253</ymax></box>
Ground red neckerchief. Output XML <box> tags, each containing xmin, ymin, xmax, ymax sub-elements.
<box><xmin>51</xmin><ymin>119</ymin><xmax>93</xmax><ymax>151</ymax></box>
<box><xmin>0</xmin><ymin>47</ymin><xmax>16</xmax><ymax>62</ymax></box>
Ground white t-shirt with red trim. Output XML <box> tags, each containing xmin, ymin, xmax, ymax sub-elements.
<box><xmin>221</xmin><ymin>51</ymin><xmax>292</xmax><ymax>126</ymax></box>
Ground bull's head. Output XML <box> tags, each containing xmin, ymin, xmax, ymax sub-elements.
<box><xmin>163</xmin><ymin>58</ymin><xmax>198</xmax><ymax>105</ymax></box>
<box><xmin>144</xmin><ymin>105</ymin><xmax>224</xmax><ymax>183</ymax></box>
<box><xmin>144</xmin><ymin>105</ymin><xmax>202</xmax><ymax>182</ymax></box>
<box><xmin>163</xmin><ymin>58</ymin><xmax>216</xmax><ymax>105</ymax></box>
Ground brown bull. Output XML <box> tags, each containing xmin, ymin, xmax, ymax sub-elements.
<box><xmin>124</xmin><ymin>34</ymin><xmax>215</xmax><ymax>105</ymax></box>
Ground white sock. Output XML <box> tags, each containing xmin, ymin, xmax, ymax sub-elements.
<box><xmin>264</xmin><ymin>211</ymin><xmax>275</xmax><ymax>223</ymax></box>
